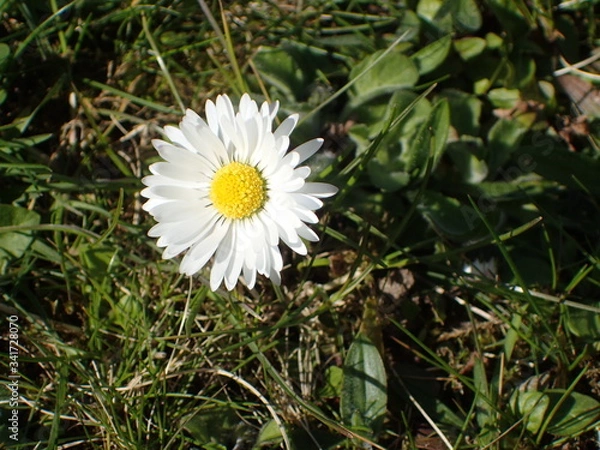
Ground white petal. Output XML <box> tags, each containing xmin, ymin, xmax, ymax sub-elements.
<box><xmin>205</xmin><ymin>99</ymin><xmax>220</xmax><ymax>136</ymax></box>
<box><xmin>292</xmin><ymin>193</ymin><xmax>324</xmax><ymax>210</ymax></box>
<box><xmin>301</xmin><ymin>182</ymin><xmax>338</xmax><ymax>198</ymax></box>
<box><xmin>210</xmin><ymin>225</ymin><xmax>235</xmax><ymax>290</ymax></box>
<box><xmin>297</xmin><ymin>223</ymin><xmax>319</xmax><ymax>242</ymax></box>
<box><xmin>152</xmin><ymin>139</ymin><xmax>210</xmax><ymax>170</ymax></box>
<box><xmin>293</xmin><ymin>166</ymin><xmax>311</xmax><ymax>180</ymax></box>
<box><xmin>239</xmin><ymin>93</ymin><xmax>258</xmax><ymax>119</ymax></box>
<box><xmin>179</xmin><ymin>219</ymin><xmax>229</xmax><ymax>276</ymax></box>
<box><xmin>149</xmin><ymin>162</ymin><xmax>211</xmax><ymax>184</ymax></box>
<box><xmin>243</xmin><ymin>263</ymin><xmax>257</xmax><ymax>289</ymax></box>
<box><xmin>149</xmin><ymin>200</ymin><xmax>209</xmax><ymax>222</ymax></box>
<box><xmin>292</xmin><ymin>206</ymin><xmax>319</xmax><ymax>224</ymax></box>
<box><xmin>162</xmin><ymin>241</ymin><xmax>190</xmax><ymax>259</ymax></box>
<box><xmin>282</xmin><ymin>176</ymin><xmax>305</xmax><ymax>192</ymax></box>
<box><xmin>293</xmin><ymin>138</ymin><xmax>323</xmax><ymax>164</ymax></box>
<box><xmin>180</xmin><ymin>114</ymin><xmax>229</xmax><ymax>169</ymax></box>
<box><xmin>261</xmin><ymin>100</ymin><xmax>279</xmax><ymax>124</ymax></box>
<box><xmin>162</xmin><ymin>126</ymin><xmax>192</xmax><ymax>150</ymax></box>
<box><xmin>274</xmin><ymin>114</ymin><xmax>298</xmax><ymax>140</ymax></box>
<box><xmin>144</xmin><ymin>185</ymin><xmax>203</xmax><ymax>201</ymax></box>
<box><xmin>216</xmin><ymin>95</ymin><xmax>235</xmax><ymax>124</ymax></box>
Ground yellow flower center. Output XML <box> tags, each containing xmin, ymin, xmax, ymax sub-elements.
<box><xmin>209</xmin><ymin>162</ymin><xmax>267</xmax><ymax>219</ymax></box>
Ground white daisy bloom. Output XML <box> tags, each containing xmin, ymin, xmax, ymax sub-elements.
<box><xmin>141</xmin><ymin>93</ymin><xmax>338</xmax><ymax>291</ymax></box>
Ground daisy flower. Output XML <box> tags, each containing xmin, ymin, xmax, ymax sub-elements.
<box><xmin>141</xmin><ymin>94</ymin><xmax>337</xmax><ymax>291</ymax></box>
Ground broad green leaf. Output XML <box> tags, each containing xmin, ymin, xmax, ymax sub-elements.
<box><xmin>511</xmin><ymin>55</ymin><xmax>536</xmax><ymax>89</ymax></box>
<box><xmin>418</xmin><ymin>191</ymin><xmax>488</xmax><ymax>240</ymax></box>
<box><xmin>0</xmin><ymin>205</ymin><xmax>41</xmax><ymax>266</ymax></box>
<box><xmin>252</xmin><ymin>46</ymin><xmax>304</xmax><ymax>101</ymax></box>
<box><xmin>427</xmin><ymin>99</ymin><xmax>450</xmax><ymax>167</ymax></box>
<box><xmin>417</xmin><ymin>0</ymin><xmax>481</xmax><ymax>33</ymax></box>
<box><xmin>515</xmin><ymin>142</ymin><xmax>600</xmax><ymax>196</ymax></box>
<box><xmin>183</xmin><ymin>405</ymin><xmax>238</xmax><ymax>445</ymax></box>
<box><xmin>340</xmin><ymin>333</ymin><xmax>387</xmax><ymax>434</ymax></box>
<box><xmin>403</xmin><ymin>99</ymin><xmax>450</xmax><ymax>175</ymax></box>
<box><xmin>354</xmin><ymin>91</ymin><xmax>432</xmax><ymax>191</ymax></box>
<box><xmin>511</xmin><ymin>390</ymin><xmax>550</xmax><ymax>434</ymax></box>
<box><xmin>486</xmin><ymin>0</ymin><xmax>532</xmax><ymax>35</ymax></box>
<box><xmin>453</xmin><ymin>36</ymin><xmax>487</xmax><ymax>61</ymax></box>
<box><xmin>487</xmin><ymin>113</ymin><xmax>535</xmax><ymax>173</ymax></box>
<box><xmin>348</xmin><ymin>50</ymin><xmax>419</xmax><ymax>109</ymax></box>
<box><xmin>544</xmin><ymin>390</ymin><xmax>600</xmax><ymax>437</ymax></box>
<box><xmin>367</xmin><ymin>159</ymin><xmax>411</xmax><ymax>191</ymax></box>
<box><xmin>447</xmin><ymin>139</ymin><xmax>488</xmax><ymax>183</ymax></box>
<box><xmin>396</xmin><ymin>9</ymin><xmax>421</xmax><ymax>42</ymax></box>
<box><xmin>411</xmin><ymin>35</ymin><xmax>451</xmax><ymax>75</ymax></box>
<box><xmin>441</xmin><ymin>89</ymin><xmax>482</xmax><ymax>136</ymax></box>
<box><xmin>79</xmin><ymin>244</ymin><xmax>118</xmax><ymax>279</ymax></box>
<box><xmin>255</xmin><ymin>420</ymin><xmax>283</xmax><ymax>447</ymax></box>
<box><xmin>416</xmin><ymin>0</ymin><xmax>453</xmax><ymax>33</ymax></box>
<box><xmin>511</xmin><ymin>388</ymin><xmax>600</xmax><ymax>438</ymax></box>
<box><xmin>453</xmin><ymin>0</ymin><xmax>482</xmax><ymax>32</ymax></box>
<box><xmin>348</xmin><ymin>123</ymin><xmax>372</xmax><ymax>156</ymax></box>
<box><xmin>485</xmin><ymin>32</ymin><xmax>503</xmax><ymax>49</ymax></box>
<box><xmin>109</xmin><ymin>295</ymin><xmax>144</xmax><ymax>329</ymax></box>
<box><xmin>253</xmin><ymin>41</ymin><xmax>337</xmax><ymax>103</ymax></box>
<box><xmin>488</xmin><ymin>88</ymin><xmax>521</xmax><ymax>109</ymax></box>
<box><xmin>318</xmin><ymin>366</ymin><xmax>343</xmax><ymax>399</ymax></box>
<box><xmin>566</xmin><ymin>301</ymin><xmax>600</xmax><ymax>340</ymax></box>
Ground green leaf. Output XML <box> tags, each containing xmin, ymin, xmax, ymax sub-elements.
<box><xmin>544</xmin><ymin>390</ymin><xmax>600</xmax><ymax>437</ymax></box>
<box><xmin>453</xmin><ymin>0</ymin><xmax>483</xmax><ymax>32</ymax></box>
<box><xmin>566</xmin><ymin>301</ymin><xmax>600</xmax><ymax>340</ymax></box>
<box><xmin>183</xmin><ymin>405</ymin><xmax>238</xmax><ymax>445</ymax></box>
<box><xmin>411</xmin><ymin>35</ymin><xmax>451</xmax><ymax>75</ymax></box>
<box><xmin>453</xmin><ymin>36</ymin><xmax>487</xmax><ymax>61</ymax></box>
<box><xmin>515</xmin><ymin>141</ymin><xmax>600</xmax><ymax>196</ymax></box>
<box><xmin>348</xmin><ymin>50</ymin><xmax>419</xmax><ymax>109</ymax></box>
<box><xmin>340</xmin><ymin>333</ymin><xmax>387</xmax><ymax>434</ymax></box>
<box><xmin>488</xmin><ymin>88</ymin><xmax>521</xmax><ymax>109</ymax></box>
<box><xmin>486</xmin><ymin>0</ymin><xmax>532</xmax><ymax>35</ymax></box>
<box><xmin>441</xmin><ymin>89</ymin><xmax>482</xmax><ymax>136</ymax></box>
<box><xmin>318</xmin><ymin>366</ymin><xmax>343</xmax><ymax>399</ymax></box>
<box><xmin>367</xmin><ymin>159</ymin><xmax>411</xmax><ymax>191</ymax></box>
<box><xmin>255</xmin><ymin>420</ymin><xmax>283</xmax><ymax>447</ymax></box>
<box><xmin>418</xmin><ymin>191</ymin><xmax>487</xmax><ymax>240</ymax></box>
<box><xmin>487</xmin><ymin>113</ymin><xmax>535</xmax><ymax>173</ymax></box>
<box><xmin>79</xmin><ymin>244</ymin><xmax>118</xmax><ymax>278</ymax></box>
<box><xmin>511</xmin><ymin>390</ymin><xmax>550</xmax><ymax>434</ymax></box>
<box><xmin>417</xmin><ymin>0</ymin><xmax>481</xmax><ymax>33</ymax></box>
<box><xmin>252</xmin><ymin>46</ymin><xmax>304</xmax><ymax>102</ymax></box>
<box><xmin>0</xmin><ymin>43</ymin><xmax>9</xmax><ymax>67</ymax></box>
<box><xmin>252</xmin><ymin>41</ymin><xmax>336</xmax><ymax>103</ymax></box>
<box><xmin>109</xmin><ymin>295</ymin><xmax>144</xmax><ymax>329</ymax></box>
<box><xmin>511</xmin><ymin>56</ymin><xmax>536</xmax><ymax>89</ymax></box>
<box><xmin>447</xmin><ymin>138</ymin><xmax>488</xmax><ymax>183</ymax></box>
<box><xmin>416</xmin><ymin>0</ymin><xmax>453</xmax><ymax>33</ymax></box>
<box><xmin>354</xmin><ymin>91</ymin><xmax>432</xmax><ymax>191</ymax></box>
<box><xmin>403</xmin><ymin>99</ymin><xmax>450</xmax><ymax>175</ymax></box>
<box><xmin>511</xmin><ymin>388</ymin><xmax>600</xmax><ymax>438</ymax></box>
<box><xmin>0</xmin><ymin>205</ymin><xmax>41</xmax><ymax>265</ymax></box>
